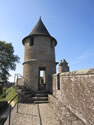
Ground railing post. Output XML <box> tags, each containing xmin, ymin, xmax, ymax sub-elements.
<box><xmin>16</xmin><ymin>94</ymin><xmax>19</xmax><ymax>113</ymax></box>
<box><xmin>17</xmin><ymin>75</ymin><xmax>18</xmax><ymax>86</ymax></box>
<box><xmin>9</xmin><ymin>105</ymin><xmax>11</xmax><ymax>125</ymax></box>
<box><xmin>14</xmin><ymin>74</ymin><xmax>16</xmax><ymax>86</ymax></box>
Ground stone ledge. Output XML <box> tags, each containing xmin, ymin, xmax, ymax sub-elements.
<box><xmin>23</xmin><ymin>59</ymin><xmax>57</xmax><ymax>65</ymax></box>
<box><xmin>60</xmin><ymin>68</ymin><xmax>94</xmax><ymax>76</ymax></box>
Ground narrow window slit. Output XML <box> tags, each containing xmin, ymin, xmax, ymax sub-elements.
<box><xmin>30</xmin><ymin>37</ymin><xmax>34</xmax><ymax>46</ymax></box>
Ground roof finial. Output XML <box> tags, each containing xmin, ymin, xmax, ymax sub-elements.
<box><xmin>39</xmin><ymin>16</ymin><xmax>41</xmax><ymax>20</ymax></box>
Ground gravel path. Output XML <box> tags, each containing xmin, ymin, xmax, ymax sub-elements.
<box><xmin>11</xmin><ymin>103</ymin><xmax>60</xmax><ymax>125</ymax></box>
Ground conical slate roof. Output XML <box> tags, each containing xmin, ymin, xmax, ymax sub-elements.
<box><xmin>59</xmin><ymin>59</ymin><xmax>68</xmax><ymax>66</ymax></box>
<box><xmin>62</xmin><ymin>59</ymin><xmax>68</xmax><ymax>64</ymax></box>
<box><xmin>29</xmin><ymin>17</ymin><xmax>50</xmax><ymax>36</ymax></box>
<box><xmin>22</xmin><ymin>17</ymin><xmax>57</xmax><ymax>46</ymax></box>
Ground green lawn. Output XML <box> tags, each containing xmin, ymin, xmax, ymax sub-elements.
<box><xmin>0</xmin><ymin>87</ymin><xmax>18</xmax><ymax>103</ymax></box>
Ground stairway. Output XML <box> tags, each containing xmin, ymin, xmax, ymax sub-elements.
<box><xmin>15</xmin><ymin>86</ymin><xmax>48</xmax><ymax>103</ymax></box>
<box><xmin>33</xmin><ymin>91</ymin><xmax>48</xmax><ymax>104</ymax></box>
<box><xmin>21</xmin><ymin>91</ymin><xmax>48</xmax><ymax>104</ymax></box>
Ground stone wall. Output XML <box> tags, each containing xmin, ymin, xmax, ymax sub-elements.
<box><xmin>49</xmin><ymin>68</ymin><xmax>94</xmax><ymax>125</ymax></box>
<box><xmin>23</xmin><ymin>35</ymin><xmax>56</xmax><ymax>93</ymax></box>
<box><xmin>49</xmin><ymin>95</ymin><xmax>85</xmax><ymax>125</ymax></box>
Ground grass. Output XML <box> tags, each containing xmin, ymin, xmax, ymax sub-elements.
<box><xmin>0</xmin><ymin>87</ymin><xmax>18</xmax><ymax>125</ymax></box>
<box><xmin>0</xmin><ymin>87</ymin><xmax>18</xmax><ymax>103</ymax></box>
<box><xmin>0</xmin><ymin>94</ymin><xmax>2</xmax><ymax>99</ymax></box>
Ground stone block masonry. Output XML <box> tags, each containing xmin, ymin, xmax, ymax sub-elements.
<box><xmin>22</xmin><ymin>18</ymin><xmax>57</xmax><ymax>93</ymax></box>
<box><xmin>50</xmin><ymin>68</ymin><xmax>94</xmax><ymax>125</ymax></box>
<box><xmin>49</xmin><ymin>95</ymin><xmax>85</xmax><ymax>125</ymax></box>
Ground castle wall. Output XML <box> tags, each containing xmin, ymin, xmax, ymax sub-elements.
<box><xmin>49</xmin><ymin>68</ymin><xmax>94</xmax><ymax>125</ymax></box>
<box><xmin>49</xmin><ymin>95</ymin><xmax>85</xmax><ymax>125</ymax></box>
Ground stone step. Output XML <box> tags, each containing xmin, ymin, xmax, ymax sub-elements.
<box><xmin>18</xmin><ymin>90</ymin><xmax>48</xmax><ymax>103</ymax></box>
<box><xmin>32</xmin><ymin>97</ymin><xmax>48</xmax><ymax>101</ymax></box>
<box><xmin>19</xmin><ymin>95</ymin><xmax>48</xmax><ymax>103</ymax></box>
<box><xmin>35</xmin><ymin>93</ymin><xmax>48</xmax><ymax>97</ymax></box>
<box><xmin>36</xmin><ymin>91</ymin><xmax>48</xmax><ymax>94</ymax></box>
<box><xmin>23</xmin><ymin>91</ymin><xmax>32</xmax><ymax>95</ymax></box>
<box><xmin>20</xmin><ymin>96</ymin><xmax>33</xmax><ymax>103</ymax></box>
<box><xmin>20</xmin><ymin>97</ymin><xmax>48</xmax><ymax>104</ymax></box>
<box><xmin>21</xmin><ymin>99</ymin><xmax>33</xmax><ymax>103</ymax></box>
<box><xmin>22</xmin><ymin>94</ymin><xmax>32</xmax><ymax>98</ymax></box>
<box><xmin>34</xmin><ymin>100</ymin><xmax>48</xmax><ymax>104</ymax></box>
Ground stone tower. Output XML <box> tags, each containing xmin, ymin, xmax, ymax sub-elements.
<box><xmin>58</xmin><ymin>59</ymin><xmax>69</xmax><ymax>73</ymax></box>
<box><xmin>22</xmin><ymin>17</ymin><xmax>57</xmax><ymax>93</ymax></box>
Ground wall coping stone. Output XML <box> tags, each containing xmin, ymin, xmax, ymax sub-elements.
<box><xmin>60</xmin><ymin>68</ymin><xmax>94</xmax><ymax>76</ymax></box>
<box><xmin>53</xmin><ymin>74</ymin><xmax>58</xmax><ymax>77</ymax></box>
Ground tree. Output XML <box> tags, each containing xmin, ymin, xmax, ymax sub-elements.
<box><xmin>0</xmin><ymin>41</ymin><xmax>20</xmax><ymax>84</ymax></box>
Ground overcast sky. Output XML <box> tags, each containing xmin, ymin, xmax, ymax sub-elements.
<box><xmin>0</xmin><ymin>0</ymin><xmax>94</xmax><ymax>82</ymax></box>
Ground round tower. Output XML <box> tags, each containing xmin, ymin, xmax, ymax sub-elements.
<box><xmin>22</xmin><ymin>17</ymin><xmax>57</xmax><ymax>93</ymax></box>
<box><xmin>58</xmin><ymin>59</ymin><xmax>70</xmax><ymax>73</ymax></box>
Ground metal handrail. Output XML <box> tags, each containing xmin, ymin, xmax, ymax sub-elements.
<box><xmin>7</xmin><ymin>73</ymin><xmax>30</xmax><ymax>125</ymax></box>
<box><xmin>14</xmin><ymin>73</ymin><xmax>29</xmax><ymax>83</ymax></box>
<box><xmin>14</xmin><ymin>73</ymin><xmax>30</xmax><ymax>88</ymax></box>
<box><xmin>8</xmin><ymin>94</ymin><xmax>18</xmax><ymax>125</ymax></box>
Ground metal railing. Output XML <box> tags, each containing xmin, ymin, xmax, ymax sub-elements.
<box><xmin>14</xmin><ymin>73</ymin><xmax>31</xmax><ymax>101</ymax></box>
<box><xmin>14</xmin><ymin>73</ymin><xmax>29</xmax><ymax>87</ymax></box>
<box><xmin>8</xmin><ymin>94</ymin><xmax>18</xmax><ymax>125</ymax></box>
<box><xmin>5</xmin><ymin>73</ymin><xmax>32</xmax><ymax>125</ymax></box>
<box><xmin>3</xmin><ymin>74</ymin><xmax>31</xmax><ymax>125</ymax></box>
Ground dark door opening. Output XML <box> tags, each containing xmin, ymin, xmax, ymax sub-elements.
<box><xmin>39</xmin><ymin>67</ymin><xmax>46</xmax><ymax>91</ymax></box>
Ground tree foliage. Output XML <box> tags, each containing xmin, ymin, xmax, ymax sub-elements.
<box><xmin>0</xmin><ymin>41</ymin><xmax>20</xmax><ymax>83</ymax></box>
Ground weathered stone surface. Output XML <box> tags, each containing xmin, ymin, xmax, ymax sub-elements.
<box><xmin>22</xmin><ymin>18</ymin><xmax>57</xmax><ymax>93</ymax></box>
<box><xmin>39</xmin><ymin>103</ymin><xmax>60</xmax><ymax>125</ymax></box>
<box><xmin>6</xmin><ymin>103</ymin><xmax>60</xmax><ymax>125</ymax></box>
<box><xmin>52</xmin><ymin>68</ymin><xmax>94</xmax><ymax>125</ymax></box>
<box><xmin>23</xmin><ymin>35</ymin><xmax>56</xmax><ymax>93</ymax></box>
<box><xmin>58</xmin><ymin>59</ymin><xmax>69</xmax><ymax>73</ymax></box>
<box><xmin>49</xmin><ymin>95</ymin><xmax>84</xmax><ymax>125</ymax></box>
<box><xmin>72</xmin><ymin>120</ymin><xmax>85</xmax><ymax>125</ymax></box>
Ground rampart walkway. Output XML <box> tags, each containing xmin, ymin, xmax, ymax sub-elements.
<box><xmin>11</xmin><ymin>103</ymin><xmax>60</xmax><ymax>125</ymax></box>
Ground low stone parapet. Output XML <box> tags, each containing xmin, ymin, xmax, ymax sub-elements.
<box><xmin>52</xmin><ymin>68</ymin><xmax>94</xmax><ymax>125</ymax></box>
<box><xmin>48</xmin><ymin>94</ymin><xmax>85</xmax><ymax>125</ymax></box>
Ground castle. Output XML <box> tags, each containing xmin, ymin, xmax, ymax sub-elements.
<box><xmin>22</xmin><ymin>17</ymin><xmax>59</xmax><ymax>93</ymax></box>
<box><xmin>21</xmin><ymin>17</ymin><xmax>94</xmax><ymax>125</ymax></box>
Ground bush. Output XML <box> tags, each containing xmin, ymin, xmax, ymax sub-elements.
<box><xmin>6</xmin><ymin>87</ymin><xmax>13</xmax><ymax>95</ymax></box>
<box><xmin>0</xmin><ymin>87</ymin><xmax>18</xmax><ymax>103</ymax></box>
<box><xmin>3</xmin><ymin>87</ymin><xmax>7</xmax><ymax>93</ymax></box>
